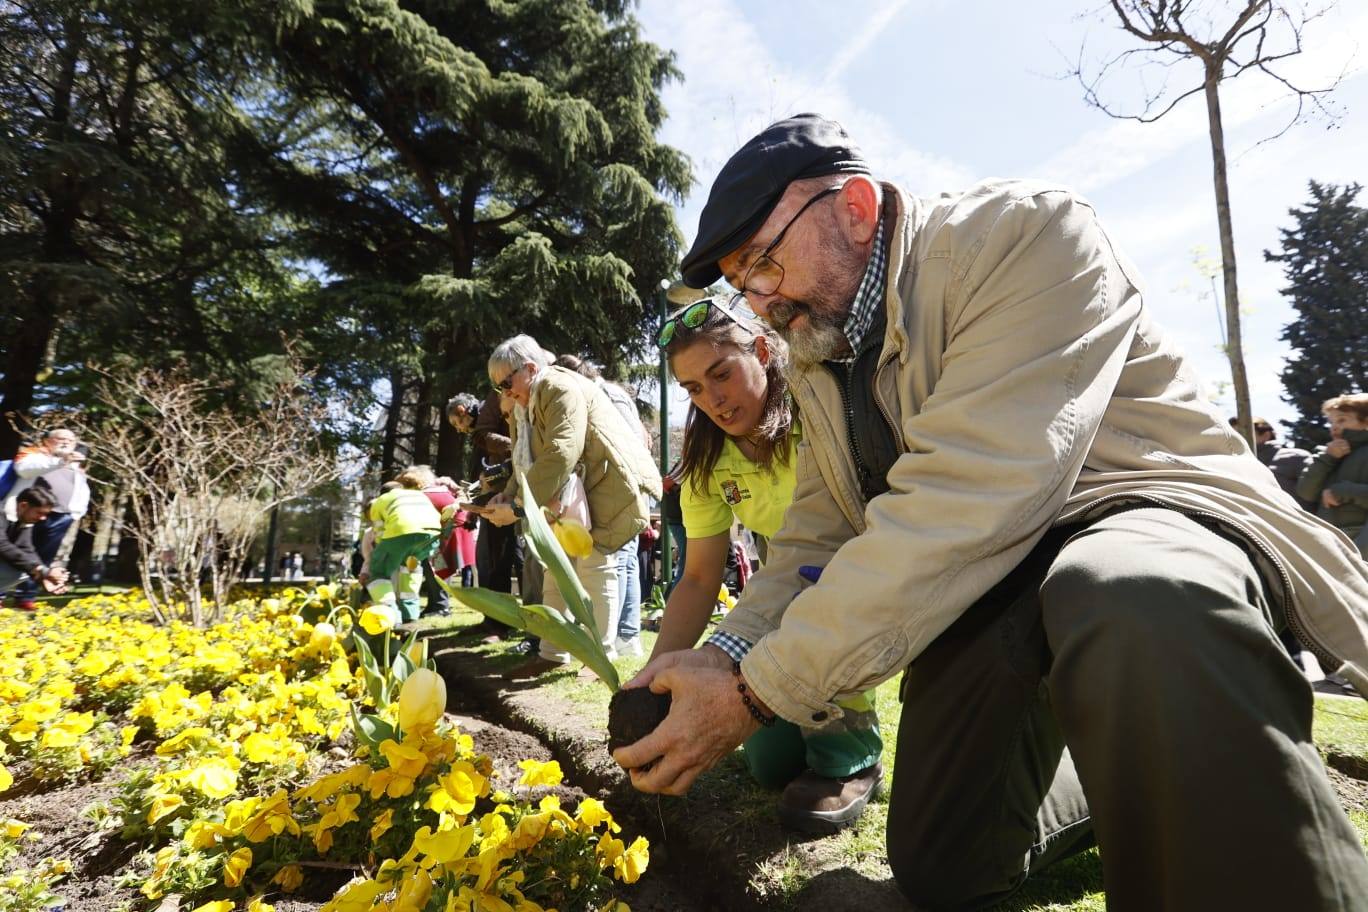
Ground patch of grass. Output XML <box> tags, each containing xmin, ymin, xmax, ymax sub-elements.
<box><xmin>1314</xmin><ymin>695</ymin><xmax>1368</xmax><ymax>766</ymax></box>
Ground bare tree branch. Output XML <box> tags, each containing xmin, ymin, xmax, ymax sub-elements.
<box><xmin>65</xmin><ymin>359</ymin><xmax>340</xmax><ymax>626</ymax></box>
<box><xmin>1067</xmin><ymin>0</ymin><xmax>1348</xmax><ymax>445</ymax></box>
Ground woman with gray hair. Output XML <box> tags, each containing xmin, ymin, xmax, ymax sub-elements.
<box><xmin>477</xmin><ymin>334</ymin><xmax>662</xmax><ymax>679</ymax></box>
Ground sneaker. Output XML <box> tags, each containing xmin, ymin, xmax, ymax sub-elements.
<box><xmin>614</xmin><ymin>636</ymin><xmax>643</xmax><ymax>658</ymax></box>
<box><xmin>777</xmin><ymin>763</ymin><xmax>883</xmax><ymax>835</ymax></box>
<box><xmin>14</xmin><ymin>600</ymin><xmax>37</xmax><ymax>612</ymax></box>
<box><xmin>504</xmin><ymin>656</ymin><xmax>570</xmax><ymax>680</ymax></box>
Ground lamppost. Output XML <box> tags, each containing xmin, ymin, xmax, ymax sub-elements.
<box><xmin>656</xmin><ymin>280</ymin><xmax>710</xmax><ymax>588</ymax></box>
<box><xmin>656</xmin><ymin>279</ymin><xmax>672</xmax><ymax>585</ymax></box>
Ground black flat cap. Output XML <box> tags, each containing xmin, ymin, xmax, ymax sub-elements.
<box><xmin>680</xmin><ymin>113</ymin><xmax>870</xmax><ymax>288</ymax></box>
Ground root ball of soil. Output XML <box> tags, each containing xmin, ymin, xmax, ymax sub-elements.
<box><xmin>607</xmin><ymin>687</ymin><xmax>671</xmax><ymax>753</ymax></box>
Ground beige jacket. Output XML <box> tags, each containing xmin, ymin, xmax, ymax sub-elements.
<box><xmin>722</xmin><ymin>180</ymin><xmax>1368</xmax><ymax>726</ymax></box>
<box><xmin>509</xmin><ymin>365</ymin><xmax>662</xmax><ymax>552</ymax></box>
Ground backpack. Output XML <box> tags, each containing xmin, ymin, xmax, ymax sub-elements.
<box><xmin>0</xmin><ymin>459</ymin><xmax>17</xmax><ymax>501</ymax></box>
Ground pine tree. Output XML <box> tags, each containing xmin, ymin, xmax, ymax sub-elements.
<box><xmin>1266</xmin><ymin>181</ymin><xmax>1368</xmax><ymax>448</ymax></box>
<box><xmin>230</xmin><ymin>0</ymin><xmax>691</xmax><ymax>474</ymax></box>
<box><xmin>0</xmin><ymin>0</ymin><xmax>300</xmax><ymax>453</ymax></box>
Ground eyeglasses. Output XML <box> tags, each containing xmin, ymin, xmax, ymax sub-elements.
<box><xmin>727</xmin><ymin>185</ymin><xmax>841</xmax><ymax>309</ymax></box>
<box><xmin>492</xmin><ymin>365</ymin><xmax>525</xmax><ymax>394</ymax></box>
<box><xmin>656</xmin><ymin>298</ymin><xmax>753</xmax><ymax>348</ymax></box>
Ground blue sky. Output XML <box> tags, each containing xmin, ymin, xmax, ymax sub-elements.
<box><xmin>634</xmin><ymin>0</ymin><xmax>1368</xmax><ymax>433</ymax></box>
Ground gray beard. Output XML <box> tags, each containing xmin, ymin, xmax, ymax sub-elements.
<box><xmin>781</xmin><ymin>318</ymin><xmax>849</xmax><ymax>371</ymax></box>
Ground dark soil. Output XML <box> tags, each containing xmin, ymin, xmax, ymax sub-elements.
<box><xmin>0</xmin><ymin>761</ymin><xmax>146</xmax><ymax>912</ymax></box>
<box><xmin>606</xmin><ymin>688</ymin><xmax>671</xmax><ymax>754</ymax></box>
<box><xmin>1</xmin><ymin>705</ymin><xmax>699</xmax><ymax>912</ymax></box>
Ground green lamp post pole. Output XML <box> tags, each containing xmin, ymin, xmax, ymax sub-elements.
<box><xmin>657</xmin><ymin>280</ymin><xmax>672</xmax><ymax>586</ymax></box>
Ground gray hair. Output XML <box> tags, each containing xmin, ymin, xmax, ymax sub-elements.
<box><xmin>445</xmin><ymin>392</ymin><xmax>481</xmax><ymax>420</ymax></box>
<box><xmin>488</xmin><ymin>334</ymin><xmax>554</xmax><ymax>378</ymax></box>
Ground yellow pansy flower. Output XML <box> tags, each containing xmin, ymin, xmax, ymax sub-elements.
<box><xmin>0</xmin><ymin>764</ymin><xmax>12</xmax><ymax>794</ymax></box>
<box><xmin>271</xmin><ymin>863</ymin><xmax>304</xmax><ymax>892</ymax></box>
<box><xmin>181</xmin><ymin>758</ymin><xmax>239</xmax><ymax>799</ymax></box>
<box><xmin>413</xmin><ymin>823</ymin><xmax>477</xmax><ymax>865</ymax></box>
<box><xmin>223</xmin><ymin>845</ymin><xmax>252</xmax><ymax>887</ymax></box>
<box><xmin>517</xmin><ymin>759</ymin><xmax>563</xmax><ymax>788</ymax></box>
<box><xmin>191</xmin><ymin>902</ymin><xmax>235</xmax><ymax>912</ymax></box>
<box><xmin>146</xmin><ymin>793</ymin><xmax>185</xmax><ymax>825</ymax></box>
<box><xmin>369</xmin><ymin>808</ymin><xmax>394</xmax><ymax>841</ymax></box>
<box><xmin>242</xmin><ymin>789</ymin><xmax>300</xmax><ymax>842</ymax></box>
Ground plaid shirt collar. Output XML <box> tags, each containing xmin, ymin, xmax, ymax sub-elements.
<box><xmin>831</xmin><ymin>214</ymin><xmax>888</xmax><ymax>362</ymax></box>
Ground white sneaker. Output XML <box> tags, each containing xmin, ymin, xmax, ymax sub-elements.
<box><xmin>614</xmin><ymin>636</ymin><xmax>643</xmax><ymax>658</ymax></box>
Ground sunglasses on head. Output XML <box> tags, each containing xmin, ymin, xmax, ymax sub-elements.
<box><xmin>656</xmin><ymin>299</ymin><xmax>753</xmax><ymax>348</ymax></box>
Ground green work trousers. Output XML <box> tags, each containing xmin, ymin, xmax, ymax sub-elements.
<box><xmin>887</xmin><ymin>507</ymin><xmax>1368</xmax><ymax>911</ymax></box>
<box><xmin>742</xmin><ymin>690</ymin><xmax>883</xmax><ymax>786</ymax></box>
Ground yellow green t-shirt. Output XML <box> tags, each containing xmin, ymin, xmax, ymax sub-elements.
<box><xmin>369</xmin><ymin>488</ymin><xmax>441</xmax><ymax>539</ymax></box>
<box><xmin>679</xmin><ymin>421</ymin><xmax>801</xmax><ymax>539</ymax></box>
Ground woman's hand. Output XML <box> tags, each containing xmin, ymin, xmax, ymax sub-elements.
<box><xmin>474</xmin><ymin>502</ymin><xmax>518</xmax><ymax>527</ymax></box>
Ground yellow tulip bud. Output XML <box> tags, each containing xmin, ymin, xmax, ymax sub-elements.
<box><xmin>405</xmin><ymin>555</ymin><xmax>420</xmax><ymax>571</ymax></box>
<box><xmin>309</xmin><ymin>622</ymin><xmax>337</xmax><ymax>651</ymax></box>
<box><xmin>398</xmin><ymin>669</ymin><xmax>446</xmax><ymax>732</ymax></box>
<box><xmin>552</xmin><ymin>517</ymin><xmax>594</xmax><ymax>559</ymax></box>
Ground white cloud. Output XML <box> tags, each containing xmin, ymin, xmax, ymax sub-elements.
<box><xmin>821</xmin><ymin>0</ymin><xmax>912</xmax><ymax>84</ymax></box>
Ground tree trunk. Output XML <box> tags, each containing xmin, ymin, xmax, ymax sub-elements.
<box><xmin>412</xmin><ymin>358</ymin><xmax>435</xmax><ymax>467</ymax></box>
<box><xmin>2</xmin><ymin>14</ymin><xmax>91</xmax><ymax>455</ymax></box>
<box><xmin>0</xmin><ymin>317</ymin><xmax>53</xmax><ymax>456</ymax></box>
<box><xmin>380</xmin><ymin>369</ymin><xmax>405</xmax><ymax>478</ymax></box>
<box><xmin>112</xmin><ymin>497</ymin><xmax>143</xmax><ymax>584</ymax></box>
<box><xmin>1204</xmin><ymin>66</ymin><xmax>1254</xmax><ymax>446</ymax></box>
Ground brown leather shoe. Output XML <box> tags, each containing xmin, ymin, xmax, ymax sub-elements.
<box><xmin>505</xmin><ymin>655</ymin><xmax>569</xmax><ymax>680</ymax></box>
<box><xmin>777</xmin><ymin>763</ymin><xmax>883</xmax><ymax>835</ymax></box>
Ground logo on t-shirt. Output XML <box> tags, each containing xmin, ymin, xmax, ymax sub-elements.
<box><xmin>721</xmin><ymin>479</ymin><xmax>751</xmax><ymax>506</ymax></box>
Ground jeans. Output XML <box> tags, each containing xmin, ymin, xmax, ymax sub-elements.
<box><xmin>616</xmin><ymin>543</ymin><xmax>640</xmax><ymax>641</ymax></box>
<box><xmin>11</xmin><ymin>511</ymin><xmax>73</xmax><ymax>600</ymax></box>
<box><xmin>0</xmin><ymin>560</ymin><xmax>23</xmax><ymax>594</ymax></box>
<box><xmin>665</xmin><ymin>522</ymin><xmax>686</xmax><ymax>596</ymax></box>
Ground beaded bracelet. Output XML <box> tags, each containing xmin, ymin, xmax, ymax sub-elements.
<box><xmin>732</xmin><ymin>661</ymin><xmax>776</xmax><ymax>728</ymax></box>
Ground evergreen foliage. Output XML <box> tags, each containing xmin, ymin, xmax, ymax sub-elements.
<box><xmin>229</xmin><ymin>0</ymin><xmax>691</xmax><ymax>473</ymax></box>
<box><xmin>1266</xmin><ymin>181</ymin><xmax>1368</xmax><ymax>448</ymax></box>
<box><xmin>0</xmin><ymin>1</ymin><xmax>304</xmax><ymax>453</ymax></box>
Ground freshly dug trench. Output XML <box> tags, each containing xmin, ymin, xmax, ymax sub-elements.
<box><xmin>607</xmin><ymin>687</ymin><xmax>672</xmax><ymax>753</ymax></box>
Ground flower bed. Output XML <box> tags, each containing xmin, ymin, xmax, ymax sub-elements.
<box><xmin>0</xmin><ymin>588</ymin><xmax>650</xmax><ymax>912</ymax></box>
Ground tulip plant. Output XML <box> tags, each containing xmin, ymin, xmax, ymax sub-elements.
<box><xmin>439</xmin><ymin>476</ymin><xmax>620</xmax><ymax>691</ymax></box>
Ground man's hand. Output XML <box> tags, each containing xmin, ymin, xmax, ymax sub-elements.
<box><xmin>623</xmin><ymin>643</ymin><xmax>729</xmax><ymax>690</ymax></box>
<box><xmin>612</xmin><ymin>644</ymin><xmax>762</xmax><ymax>795</ymax></box>
<box><xmin>1327</xmin><ymin>438</ymin><xmax>1351</xmax><ymax>459</ymax></box>
<box><xmin>358</xmin><ymin>571</ymin><xmax>370</xmax><ymax>586</ymax></box>
<box><xmin>39</xmin><ymin>567</ymin><xmax>68</xmax><ymax>595</ymax></box>
<box><xmin>473</xmin><ymin>501</ymin><xmax>517</xmax><ymax>527</ymax></box>
<box><xmin>1323</xmin><ymin>488</ymin><xmax>1343</xmax><ymax>508</ymax></box>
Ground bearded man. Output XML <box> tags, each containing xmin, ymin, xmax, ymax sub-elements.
<box><xmin>614</xmin><ymin>114</ymin><xmax>1368</xmax><ymax>910</ymax></box>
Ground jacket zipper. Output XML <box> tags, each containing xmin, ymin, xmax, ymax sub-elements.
<box><xmin>1075</xmin><ymin>492</ymin><xmax>1338</xmax><ymax>672</ymax></box>
<box><xmin>838</xmin><ymin>361</ymin><xmax>873</xmax><ymax>500</ymax></box>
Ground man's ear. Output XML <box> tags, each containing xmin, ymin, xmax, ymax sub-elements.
<box><xmin>836</xmin><ymin>176</ymin><xmax>881</xmax><ymax>246</ymax></box>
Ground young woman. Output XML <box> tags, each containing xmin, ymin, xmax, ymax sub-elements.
<box><xmin>647</xmin><ymin>297</ymin><xmax>884</xmax><ymax>834</ymax></box>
